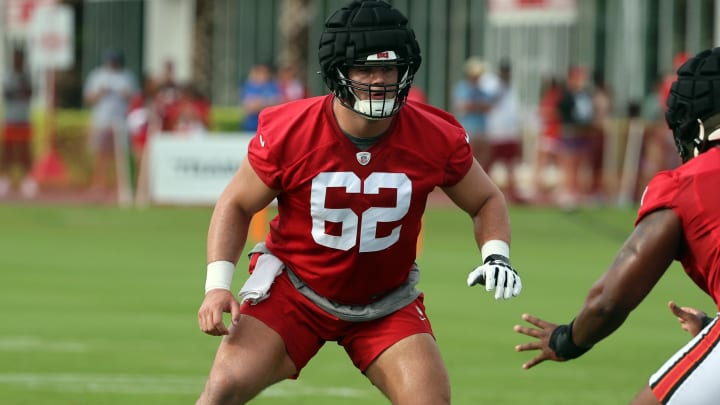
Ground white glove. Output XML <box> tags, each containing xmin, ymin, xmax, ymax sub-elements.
<box><xmin>467</xmin><ymin>254</ymin><xmax>522</xmax><ymax>300</ymax></box>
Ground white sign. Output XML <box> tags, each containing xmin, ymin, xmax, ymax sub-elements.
<box><xmin>29</xmin><ymin>4</ymin><xmax>74</xmax><ymax>69</ymax></box>
<box><xmin>5</xmin><ymin>0</ymin><xmax>53</xmax><ymax>38</ymax></box>
<box><xmin>148</xmin><ymin>133</ymin><xmax>253</xmax><ymax>205</ymax></box>
<box><xmin>488</xmin><ymin>0</ymin><xmax>577</xmax><ymax>25</ymax></box>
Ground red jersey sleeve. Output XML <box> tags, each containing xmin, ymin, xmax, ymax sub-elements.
<box><xmin>636</xmin><ymin>171</ymin><xmax>681</xmax><ymax>225</ymax></box>
<box><xmin>247</xmin><ymin>113</ymin><xmax>283</xmax><ymax>190</ymax></box>
<box><xmin>408</xmin><ymin>101</ymin><xmax>474</xmax><ymax>187</ymax></box>
<box><xmin>443</xmin><ymin>129</ymin><xmax>473</xmax><ymax>187</ymax></box>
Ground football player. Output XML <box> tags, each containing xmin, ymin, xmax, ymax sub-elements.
<box><xmin>515</xmin><ymin>47</ymin><xmax>720</xmax><ymax>405</ymax></box>
<box><xmin>195</xmin><ymin>0</ymin><xmax>521</xmax><ymax>403</ymax></box>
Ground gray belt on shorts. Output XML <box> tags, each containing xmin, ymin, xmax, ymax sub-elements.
<box><xmin>248</xmin><ymin>242</ymin><xmax>422</xmax><ymax>322</ymax></box>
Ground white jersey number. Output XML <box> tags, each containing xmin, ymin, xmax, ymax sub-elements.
<box><xmin>311</xmin><ymin>172</ymin><xmax>411</xmax><ymax>252</ymax></box>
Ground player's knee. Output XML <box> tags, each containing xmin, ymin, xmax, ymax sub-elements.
<box><xmin>379</xmin><ymin>373</ymin><xmax>450</xmax><ymax>405</ymax></box>
<box><xmin>395</xmin><ymin>384</ymin><xmax>450</xmax><ymax>405</ymax></box>
<box><xmin>200</xmin><ymin>372</ymin><xmax>257</xmax><ymax>405</ymax></box>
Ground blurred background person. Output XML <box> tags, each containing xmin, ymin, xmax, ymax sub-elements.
<box><xmin>0</xmin><ymin>46</ymin><xmax>36</xmax><ymax>198</ymax></box>
<box><xmin>556</xmin><ymin>64</ymin><xmax>594</xmax><ymax>209</ymax></box>
<box><xmin>658</xmin><ymin>52</ymin><xmax>691</xmax><ymax>113</ymax></box>
<box><xmin>531</xmin><ymin>75</ymin><xmax>564</xmax><ymax>203</ymax></box>
<box><xmin>152</xmin><ymin>59</ymin><xmax>181</xmax><ymax>132</ymax></box>
<box><xmin>277</xmin><ymin>64</ymin><xmax>307</xmax><ymax>103</ymax></box>
<box><xmin>239</xmin><ymin>62</ymin><xmax>281</xmax><ymax>132</ymax></box>
<box><xmin>453</xmin><ymin>56</ymin><xmax>494</xmax><ymax>166</ymax></box>
<box><xmin>166</xmin><ymin>83</ymin><xmax>211</xmax><ymax>135</ymax></box>
<box><xmin>630</xmin><ymin>51</ymin><xmax>692</xmax><ymax>200</ymax></box>
<box><xmin>83</xmin><ymin>48</ymin><xmax>139</xmax><ymax>197</ymax></box>
<box><xmin>587</xmin><ymin>70</ymin><xmax>612</xmax><ymax>202</ymax></box>
<box><xmin>638</xmin><ymin>77</ymin><xmax>681</xmax><ymax>196</ymax></box>
<box><xmin>484</xmin><ymin>60</ymin><xmax>524</xmax><ymax>203</ymax></box>
<box><xmin>126</xmin><ymin>89</ymin><xmax>148</xmax><ymax>161</ymax></box>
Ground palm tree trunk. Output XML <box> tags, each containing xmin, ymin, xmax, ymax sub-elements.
<box><xmin>278</xmin><ymin>0</ymin><xmax>310</xmax><ymax>78</ymax></box>
<box><xmin>192</xmin><ymin>0</ymin><xmax>213</xmax><ymax>99</ymax></box>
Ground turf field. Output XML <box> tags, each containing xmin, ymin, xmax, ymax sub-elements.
<box><xmin>0</xmin><ymin>202</ymin><xmax>705</xmax><ymax>404</ymax></box>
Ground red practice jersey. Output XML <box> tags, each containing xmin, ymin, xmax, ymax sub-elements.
<box><xmin>636</xmin><ymin>147</ymin><xmax>720</xmax><ymax>308</ymax></box>
<box><xmin>248</xmin><ymin>95</ymin><xmax>473</xmax><ymax>304</ymax></box>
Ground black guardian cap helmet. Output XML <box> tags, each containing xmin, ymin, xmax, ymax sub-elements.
<box><xmin>318</xmin><ymin>0</ymin><xmax>421</xmax><ymax>119</ymax></box>
<box><xmin>666</xmin><ymin>47</ymin><xmax>720</xmax><ymax>162</ymax></box>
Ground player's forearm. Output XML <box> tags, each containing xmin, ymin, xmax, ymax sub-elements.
<box><xmin>572</xmin><ymin>212</ymin><xmax>679</xmax><ymax>347</ymax></box>
<box><xmin>473</xmin><ymin>192</ymin><xmax>511</xmax><ymax>248</ymax></box>
<box><xmin>571</xmin><ymin>312</ymin><xmax>627</xmax><ymax>350</ymax></box>
<box><xmin>573</xmin><ymin>294</ymin><xmax>630</xmax><ymax>348</ymax></box>
<box><xmin>206</xmin><ymin>201</ymin><xmax>252</xmax><ymax>264</ymax></box>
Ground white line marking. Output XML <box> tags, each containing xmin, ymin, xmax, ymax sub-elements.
<box><xmin>0</xmin><ymin>337</ymin><xmax>86</xmax><ymax>353</ymax></box>
<box><xmin>0</xmin><ymin>373</ymin><xmax>371</xmax><ymax>397</ymax></box>
<box><xmin>0</xmin><ymin>373</ymin><xmax>203</xmax><ymax>394</ymax></box>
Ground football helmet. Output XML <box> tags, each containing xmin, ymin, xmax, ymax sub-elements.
<box><xmin>665</xmin><ymin>47</ymin><xmax>720</xmax><ymax>162</ymax></box>
<box><xmin>318</xmin><ymin>0</ymin><xmax>421</xmax><ymax>119</ymax></box>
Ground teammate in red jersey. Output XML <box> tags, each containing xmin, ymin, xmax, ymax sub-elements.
<box><xmin>514</xmin><ymin>47</ymin><xmax>720</xmax><ymax>405</ymax></box>
<box><xmin>196</xmin><ymin>1</ymin><xmax>521</xmax><ymax>403</ymax></box>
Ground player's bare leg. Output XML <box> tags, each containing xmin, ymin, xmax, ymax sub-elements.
<box><xmin>197</xmin><ymin>315</ymin><xmax>297</xmax><ymax>405</ymax></box>
<box><xmin>365</xmin><ymin>333</ymin><xmax>451</xmax><ymax>405</ymax></box>
<box><xmin>470</xmin><ymin>137</ymin><xmax>489</xmax><ymax>168</ymax></box>
<box><xmin>629</xmin><ymin>384</ymin><xmax>662</xmax><ymax>405</ymax></box>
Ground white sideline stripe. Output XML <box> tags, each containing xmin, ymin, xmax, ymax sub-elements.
<box><xmin>0</xmin><ymin>373</ymin><xmax>370</xmax><ymax>397</ymax></box>
<box><xmin>262</xmin><ymin>383</ymin><xmax>370</xmax><ymax>398</ymax></box>
<box><xmin>0</xmin><ymin>373</ymin><xmax>203</xmax><ymax>394</ymax></box>
<box><xmin>0</xmin><ymin>337</ymin><xmax>86</xmax><ymax>352</ymax></box>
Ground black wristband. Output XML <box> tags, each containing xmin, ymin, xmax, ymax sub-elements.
<box><xmin>701</xmin><ymin>315</ymin><xmax>714</xmax><ymax>329</ymax></box>
<box><xmin>549</xmin><ymin>320</ymin><xmax>592</xmax><ymax>360</ymax></box>
<box><xmin>480</xmin><ymin>254</ymin><xmax>518</xmax><ymax>288</ymax></box>
<box><xmin>484</xmin><ymin>254</ymin><xmax>510</xmax><ymax>265</ymax></box>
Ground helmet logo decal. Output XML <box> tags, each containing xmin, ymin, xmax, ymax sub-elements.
<box><xmin>356</xmin><ymin>152</ymin><xmax>372</xmax><ymax>165</ymax></box>
<box><xmin>366</xmin><ymin>50</ymin><xmax>398</xmax><ymax>61</ymax></box>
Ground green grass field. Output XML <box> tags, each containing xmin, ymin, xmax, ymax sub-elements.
<box><xmin>0</xmin><ymin>203</ymin><xmax>707</xmax><ymax>404</ymax></box>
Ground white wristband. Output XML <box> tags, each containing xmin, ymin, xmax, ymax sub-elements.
<box><xmin>481</xmin><ymin>240</ymin><xmax>510</xmax><ymax>262</ymax></box>
<box><xmin>205</xmin><ymin>261</ymin><xmax>236</xmax><ymax>294</ymax></box>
